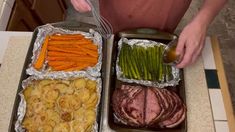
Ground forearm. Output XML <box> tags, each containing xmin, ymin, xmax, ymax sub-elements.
<box><xmin>191</xmin><ymin>0</ymin><xmax>227</xmax><ymax>28</ymax></box>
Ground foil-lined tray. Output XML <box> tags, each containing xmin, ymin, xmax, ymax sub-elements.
<box><xmin>116</xmin><ymin>38</ymin><xmax>180</xmax><ymax>88</ymax></box>
<box><xmin>26</xmin><ymin>24</ymin><xmax>103</xmax><ymax>77</ymax></box>
<box><xmin>99</xmin><ymin>32</ymin><xmax>187</xmax><ymax>132</ymax></box>
<box><xmin>8</xmin><ymin>22</ymin><xmax>105</xmax><ymax>132</ymax></box>
<box><xmin>15</xmin><ymin>74</ymin><xmax>102</xmax><ymax>132</ymax></box>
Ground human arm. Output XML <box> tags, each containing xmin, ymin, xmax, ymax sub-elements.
<box><xmin>176</xmin><ymin>0</ymin><xmax>227</xmax><ymax>68</ymax></box>
<box><xmin>70</xmin><ymin>0</ymin><xmax>91</xmax><ymax>12</ymax></box>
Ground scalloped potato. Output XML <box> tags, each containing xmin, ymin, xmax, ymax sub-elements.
<box><xmin>22</xmin><ymin>78</ymin><xmax>99</xmax><ymax>132</ymax></box>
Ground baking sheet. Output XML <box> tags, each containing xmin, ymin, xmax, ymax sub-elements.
<box><xmin>99</xmin><ymin>30</ymin><xmax>187</xmax><ymax>132</ymax></box>
<box><xmin>8</xmin><ymin>21</ymin><xmax>106</xmax><ymax>132</ymax></box>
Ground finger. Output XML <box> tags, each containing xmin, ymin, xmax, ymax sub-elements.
<box><xmin>71</xmin><ymin>0</ymin><xmax>91</xmax><ymax>12</ymax></box>
<box><xmin>190</xmin><ymin>48</ymin><xmax>201</xmax><ymax>65</ymax></box>
<box><xmin>80</xmin><ymin>0</ymin><xmax>91</xmax><ymax>11</ymax></box>
<box><xmin>176</xmin><ymin>40</ymin><xmax>196</xmax><ymax>68</ymax></box>
<box><xmin>190</xmin><ymin>37</ymin><xmax>205</xmax><ymax>65</ymax></box>
<box><xmin>71</xmin><ymin>0</ymin><xmax>81</xmax><ymax>11</ymax></box>
<box><xmin>176</xmin><ymin>34</ymin><xmax>186</xmax><ymax>56</ymax></box>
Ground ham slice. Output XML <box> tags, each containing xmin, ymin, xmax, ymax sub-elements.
<box><xmin>112</xmin><ymin>85</ymin><xmax>186</xmax><ymax>128</ymax></box>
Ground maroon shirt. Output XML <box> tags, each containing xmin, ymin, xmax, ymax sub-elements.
<box><xmin>99</xmin><ymin>0</ymin><xmax>192</xmax><ymax>33</ymax></box>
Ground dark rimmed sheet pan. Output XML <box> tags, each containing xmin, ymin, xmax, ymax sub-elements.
<box><xmin>100</xmin><ymin>28</ymin><xmax>187</xmax><ymax>132</ymax></box>
<box><xmin>8</xmin><ymin>21</ymin><xmax>106</xmax><ymax>132</ymax></box>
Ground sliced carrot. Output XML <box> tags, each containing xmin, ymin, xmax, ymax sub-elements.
<box><xmin>48</xmin><ymin>40</ymin><xmax>93</xmax><ymax>45</ymax></box>
<box><xmin>63</xmin><ymin>63</ymin><xmax>93</xmax><ymax>71</ymax></box>
<box><xmin>47</xmin><ymin>46</ymin><xmax>88</xmax><ymax>55</ymax></box>
<box><xmin>47</xmin><ymin>56</ymin><xmax>97</xmax><ymax>63</ymax></box>
<box><xmin>48</xmin><ymin>60</ymin><xmax>96</xmax><ymax>66</ymax></box>
<box><xmin>48</xmin><ymin>61</ymin><xmax>75</xmax><ymax>66</ymax></box>
<box><xmin>47</xmin><ymin>51</ymin><xmax>86</xmax><ymax>57</ymax></box>
<box><xmin>51</xmin><ymin>63</ymin><xmax>76</xmax><ymax>71</ymax></box>
<box><xmin>75</xmin><ymin>45</ymin><xmax>98</xmax><ymax>58</ymax></box>
<box><xmin>33</xmin><ymin>36</ymin><xmax>49</xmax><ymax>70</ymax></box>
<box><xmin>79</xmin><ymin>44</ymin><xmax>98</xmax><ymax>51</ymax></box>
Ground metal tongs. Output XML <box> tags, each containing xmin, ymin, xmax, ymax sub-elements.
<box><xmin>86</xmin><ymin>0</ymin><xmax>113</xmax><ymax>39</ymax></box>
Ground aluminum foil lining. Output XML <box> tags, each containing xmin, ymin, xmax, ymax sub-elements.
<box><xmin>15</xmin><ymin>73</ymin><xmax>102</xmax><ymax>132</ymax></box>
<box><xmin>116</xmin><ymin>38</ymin><xmax>180</xmax><ymax>88</ymax></box>
<box><xmin>26</xmin><ymin>24</ymin><xmax>102</xmax><ymax>77</ymax></box>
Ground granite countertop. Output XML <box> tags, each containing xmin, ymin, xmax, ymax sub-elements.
<box><xmin>0</xmin><ymin>35</ymin><xmax>215</xmax><ymax>132</ymax></box>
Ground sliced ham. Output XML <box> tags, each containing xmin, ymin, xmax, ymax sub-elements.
<box><xmin>112</xmin><ymin>84</ymin><xmax>186</xmax><ymax>129</ymax></box>
<box><xmin>145</xmin><ymin>88</ymin><xmax>163</xmax><ymax>124</ymax></box>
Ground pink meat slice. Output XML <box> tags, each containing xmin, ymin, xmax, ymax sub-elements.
<box><xmin>125</xmin><ymin>89</ymin><xmax>145</xmax><ymax>125</ymax></box>
<box><xmin>112</xmin><ymin>84</ymin><xmax>186</xmax><ymax>128</ymax></box>
<box><xmin>163</xmin><ymin>89</ymin><xmax>181</xmax><ymax>119</ymax></box>
<box><xmin>158</xmin><ymin>89</ymin><xmax>175</xmax><ymax>121</ymax></box>
<box><xmin>112</xmin><ymin>85</ymin><xmax>145</xmax><ymax>126</ymax></box>
<box><xmin>144</xmin><ymin>88</ymin><xmax>162</xmax><ymax>124</ymax></box>
<box><xmin>159</xmin><ymin>104</ymin><xmax>185</xmax><ymax>128</ymax></box>
<box><xmin>166</xmin><ymin>105</ymin><xmax>186</xmax><ymax>128</ymax></box>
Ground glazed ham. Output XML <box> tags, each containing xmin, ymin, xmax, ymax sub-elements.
<box><xmin>112</xmin><ymin>85</ymin><xmax>186</xmax><ymax>128</ymax></box>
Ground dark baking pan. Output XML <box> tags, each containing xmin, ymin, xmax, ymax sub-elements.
<box><xmin>8</xmin><ymin>21</ymin><xmax>106</xmax><ymax>132</ymax></box>
<box><xmin>100</xmin><ymin>28</ymin><xmax>187</xmax><ymax>132</ymax></box>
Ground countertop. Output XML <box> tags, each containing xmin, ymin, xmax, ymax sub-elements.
<box><xmin>0</xmin><ymin>33</ymin><xmax>216</xmax><ymax>131</ymax></box>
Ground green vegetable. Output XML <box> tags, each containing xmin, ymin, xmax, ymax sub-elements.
<box><xmin>118</xmin><ymin>43</ymin><xmax>173</xmax><ymax>82</ymax></box>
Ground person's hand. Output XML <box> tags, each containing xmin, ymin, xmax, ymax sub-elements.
<box><xmin>71</xmin><ymin>0</ymin><xmax>91</xmax><ymax>12</ymax></box>
<box><xmin>175</xmin><ymin>21</ymin><xmax>207</xmax><ymax>68</ymax></box>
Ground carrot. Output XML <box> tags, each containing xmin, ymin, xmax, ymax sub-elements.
<box><xmin>48</xmin><ymin>40</ymin><xmax>93</xmax><ymax>45</ymax></box>
<box><xmin>47</xmin><ymin>51</ymin><xmax>86</xmax><ymax>57</ymax></box>
<box><xmin>51</xmin><ymin>61</ymin><xmax>96</xmax><ymax>71</ymax></box>
<box><xmin>79</xmin><ymin>44</ymin><xmax>98</xmax><ymax>51</ymax></box>
<box><xmin>47</xmin><ymin>56</ymin><xmax>97</xmax><ymax>63</ymax></box>
<box><xmin>75</xmin><ymin>45</ymin><xmax>98</xmax><ymax>58</ymax></box>
<box><xmin>48</xmin><ymin>61</ymin><xmax>76</xmax><ymax>66</ymax></box>
<box><xmin>47</xmin><ymin>46</ymin><xmax>88</xmax><ymax>55</ymax></box>
<box><xmin>47</xmin><ymin>44</ymin><xmax>96</xmax><ymax>50</ymax></box>
<box><xmin>51</xmin><ymin>63</ymin><xmax>76</xmax><ymax>71</ymax></box>
<box><xmin>63</xmin><ymin>63</ymin><xmax>93</xmax><ymax>71</ymax></box>
<box><xmin>47</xmin><ymin>45</ymin><xmax>98</xmax><ymax>58</ymax></box>
<box><xmin>48</xmin><ymin>61</ymin><xmax>96</xmax><ymax>67</ymax></box>
<box><xmin>33</xmin><ymin>36</ymin><xmax>49</xmax><ymax>70</ymax></box>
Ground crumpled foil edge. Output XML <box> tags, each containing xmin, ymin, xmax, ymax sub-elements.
<box><xmin>26</xmin><ymin>24</ymin><xmax>103</xmax><ymax>78</ymax></box>
<box><xmin>116</xmin><ymin>38</ymin><xmax>180</xmax><ymax>88</ymax></box>
<box><xmin>15</xmin><ymin>73</ymin><xmax>102</xmax><ymax>132</ymax></box>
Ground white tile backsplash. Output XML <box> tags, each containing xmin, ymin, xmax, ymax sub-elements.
<box><xmin>215</xmin><ymin>121</ymin><xmax>229</xmax><ymax>132</ymax></box>
<box><xmin>202</xmin><ymin>37</ymin><xmax>216</xmax><ymax>69</ymax></box>
<box><xmin>209</xmin><ymin>89</ymin><xmax>227</xmax><ymax>121</ymax></box>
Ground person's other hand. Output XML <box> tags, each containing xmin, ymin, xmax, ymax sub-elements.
<box><xmin>175</xmin><ymin>21</ymin><xmax>207</xmax><ymax>68</ymax></box>
<box><xmin>71</xmin><ymin>0</ymin><xmax>91</xmax><ymax>12</ymax></box>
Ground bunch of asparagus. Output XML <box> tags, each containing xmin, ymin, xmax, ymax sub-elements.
<box><xmin>118</xmin><ymin>43</ymin><xmax>172</xmax><ymax>82</ymax></box>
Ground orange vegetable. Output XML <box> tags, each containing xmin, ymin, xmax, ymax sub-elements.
<box><xmin>74</xmin><ymin>45</ymin><xmax>98</xmax><ymax>58</ymax></box>
<box><xmin>52</xmin><ymin>62</ymin><xmax>95</xmax><ymax>71</ymax></box>
<box><xmin>79</xmin><ymin>44</ymin><xmax>98</xmax><ymax>51</ymax></box>
<box><xmin>48</xmin><ymin>61</ymin><xmax>76</xmax><ymax>66</ymax></box>
<box><xmin>48</xmin><ymin>40</ymin><xmax>93</xmax><ymax>45</ymax></box>
<box><xmin>47</xmin><ymin>51</ymin><xmax>86</xmax><ymax>57</ymax></box>
<box><xmin>34</xmin><ymin>33</ymin><xmax>99</xmax><ymax>72</ymax></box>
<box><xmin>63</xmin><ymin>63</ymin><xmax>93</xmax><ymax>71</ymax></box>
<box><xmin>51</xmin><ymin>62</ymin><xmax>76</xmax><ymax>71</ymax></box>
<box><xmin>47</xmin><ymin>46</ymin><xmax>88</xmax><ymax>55</ymax></box>
<box><xmin>47</xmin><ymin>56</ymin><xmax>97</xmax><ymax>63</ymax></box>
<box><xmin>33</xmin><ymin>36</ymin><xmax>49</xmax><ymax>70</ymax></box>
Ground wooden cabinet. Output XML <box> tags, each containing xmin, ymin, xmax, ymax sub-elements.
<box><xmin>6</xmin><ymin>0</ymin><xmax>68</xmax><ymax>31</ymax></box>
